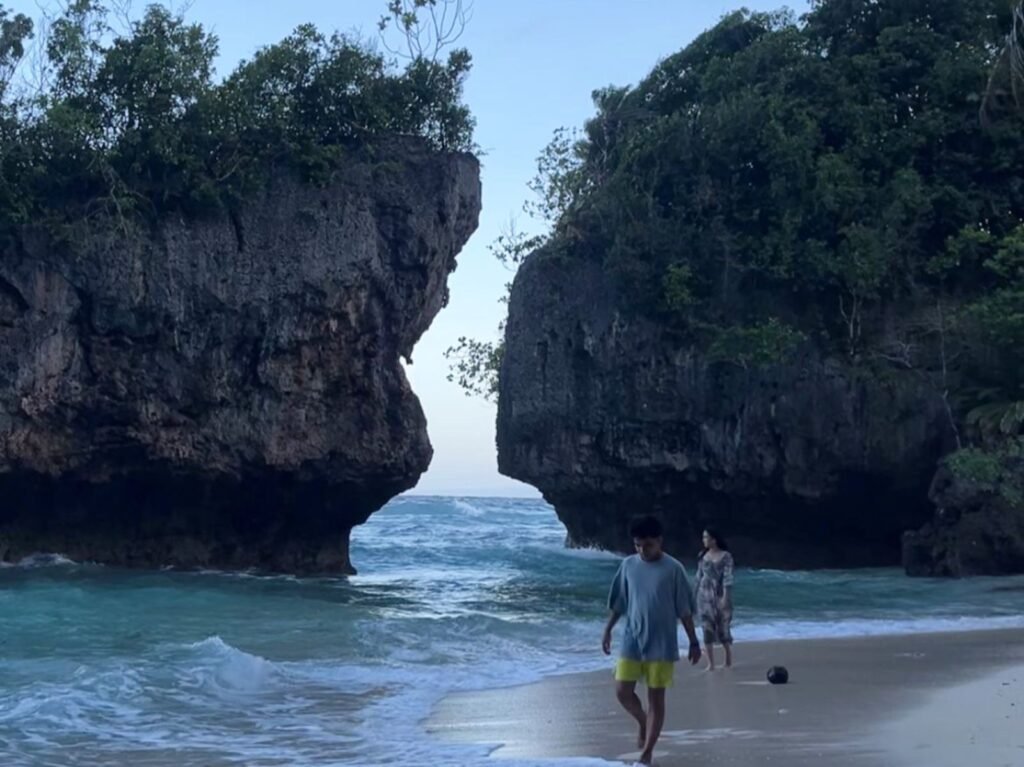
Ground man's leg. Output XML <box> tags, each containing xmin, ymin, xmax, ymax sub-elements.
<box><xmin>724</xmin><ymin>642</ymin><xmax>733</xmax><ymax>668</ymax></box>
<box><xmin>615</xmin><ymin>680</ymin><xmax>647</xmax><ymax>747</ymax></box>
<box><xmin>639</xmin><ymin>687</ymin><xmax>666</xmax><ymax>765</ymax></box>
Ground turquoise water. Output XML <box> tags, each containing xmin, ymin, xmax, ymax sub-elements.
<box><xmin>2</xmin><ymin>495</ymin><xmax>1023</xmax><ymax>766</ymax></box>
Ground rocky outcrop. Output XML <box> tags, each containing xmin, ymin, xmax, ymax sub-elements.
<box><xmin>0</xmin><ymin>139</ymin><xmax>480</xmax><ymax>574</ymax></box>
<box><xmin>498</xmin><ymin>254</ymin><xmax>957</xmax><ymax>568</ymax></box>
<box><xmin>903</xmin><ymin>448</ymin><xmax>1024</xmax><ymax>576</ymax></box>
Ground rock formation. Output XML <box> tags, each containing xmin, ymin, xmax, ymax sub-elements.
<box><xmin>903</xmin><ymin>449</ymin><xmax>1024</xmax><ymax>576</ymax></box>
<box><xmin>498</xmin><ymin>254</ymin><xmax>958</xmax><ymax>568</ymax></box>
<box><xmin>0</xmin><ymin>139</ymin><xmax>481</xmax><ymax>574</ymax></box>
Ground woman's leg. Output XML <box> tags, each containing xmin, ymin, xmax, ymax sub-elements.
<box><xmin>703</xmin><ymin>628</ymin><xmax>716</xmax><ymax>670</ymax></box>
<box><xmin>722</xmin><ymin>611</ymin><xmax>734</xmax><ymax>667</ymax></box>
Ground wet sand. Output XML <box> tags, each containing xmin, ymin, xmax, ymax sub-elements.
<box><xmin>428</xmin><ymin>629</ymin><xmax>1024</xmax><ymax>766</ymax></box>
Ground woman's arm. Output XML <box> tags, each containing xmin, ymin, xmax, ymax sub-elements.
<box><xmin>721</xmin><ymin>552</ymin><xmax>735</xmax><ymax>607</ymax></box>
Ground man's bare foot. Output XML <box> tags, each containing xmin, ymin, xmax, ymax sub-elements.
<box><xmin>704</xmin><ymin>664</ymin><xmax>716</xmax><ymax>672</ymax></box>
<box><xmin>637</xmin><ymin>749</ymin><xmax>654</xmax><ymax>765</ymax></box>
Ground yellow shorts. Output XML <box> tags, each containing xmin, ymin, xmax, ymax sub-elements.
<box><xmin>614</xmin><ymin>658</ymin><xmax>675</xmax><ymax>689</ymax></box>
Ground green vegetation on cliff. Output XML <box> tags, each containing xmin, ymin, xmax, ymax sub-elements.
<box><xmin>0</xmin><ymin>1</ymin><xmax>474</xmax><ymax>235</ymax></box>
<box><xmin>451</xmin><ymin>0</ymin><xmax>1024</xmax><ymax>448</ymax></box>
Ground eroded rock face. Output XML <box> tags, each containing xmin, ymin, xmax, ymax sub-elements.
<box><xmin>903</xmin><ymin>452</ymin><xmax>1024</xmax><ymax>577</ymax></box>
<box><xmin>498</xmin><ymin>254</ymin><xmax>956</xmax><ymax>568</ymax></box>
<box><xmin>0</xmin><ymin>140</ymin><xmax>480</xmax><ymax>573</ymax></box>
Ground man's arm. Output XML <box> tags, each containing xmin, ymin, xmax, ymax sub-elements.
<box><xmin>680</xmin><ymin>614</ymin><xmax>702</xmax><ymax>664</ymax></box>
<box><xmin>602</xmin><ymin>611</ymin><xmax>620</xmax><ymax>655</ymax></box>
<box><xmin>604</xmin><ymin>560</ymin><xmax>627</xmax><ymax>655</ymax></box>
<box><xmin>675</xmin><ymin>566</ymin><xmax>702</xmax><ymax>664</ymax></box>
<box><xmin>679</xmin><ymin>614</ymin><xmax>698</xmax><ymax>645</ymax></box>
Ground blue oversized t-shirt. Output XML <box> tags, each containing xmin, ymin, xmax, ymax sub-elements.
<box><xmin>607</xmin><ymin>553</ymin><xmax>695</xmax><ymax>662</ymax></box>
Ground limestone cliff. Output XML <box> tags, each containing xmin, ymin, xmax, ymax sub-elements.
<box><xmin>903</xmin><ymin>448</ymin><xmax>1024</xmax><ymax>577</ymax></box>
<box><xmin>0</xmin><ymin>140</ymin><xmax>480</xmax><ymax>573</ymax></box>
<box><xmin>498</xmin><ymin>254</ymin><xmax>958</xmax><ymax>568</ymax></box>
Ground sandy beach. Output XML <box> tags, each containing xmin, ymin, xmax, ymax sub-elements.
<box><xmin>428</xmin><ymin>629</ymin><xmax>1024</xmax><ymax>766</ymax></box>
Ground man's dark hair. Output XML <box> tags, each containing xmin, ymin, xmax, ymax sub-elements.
<box><xmin>629</xmin><ymin>515</ymin><xmax>664</xmax><ymax>539</ymax></box>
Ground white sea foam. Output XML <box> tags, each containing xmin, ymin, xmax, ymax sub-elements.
<box><xmin>13</xmin><ymin>553</ymin><xmax>78</xmax><ymax>568</ymax></box>
<box><xmin>543</xmin><ymin>543</ymin><xmax>622</xmax><ymax>561</ymax></box>
<box><xmin>738</xmin><ymin>614</ymin><xmax>1024</xmax><ymax>642</ymax></box>
<box><xmin>452</xmin><ymin>498</ymin><xmax>485</xmax><ymax>517</ymax></box>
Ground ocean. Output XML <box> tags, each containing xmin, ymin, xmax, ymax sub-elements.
<box><xmin>2</xmin><ymin>495</ymin><xmax>1023</xmax><ymax>766</ymax></box>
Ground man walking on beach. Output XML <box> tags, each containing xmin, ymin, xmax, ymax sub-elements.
<box><xmin>602</xmin><ymin>515</ymin><xmax>702</xmax><ymax>766</ymax></box>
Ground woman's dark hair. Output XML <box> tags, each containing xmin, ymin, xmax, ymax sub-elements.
<box><xmin>698</xmin><ymin>528</ymin><xmax>730</xmax><ymax>559</ymax></box>
<box><xmin>629</xmin><ymin>515</ymin><xmax>664</xmax><ymax>539</ymax></box>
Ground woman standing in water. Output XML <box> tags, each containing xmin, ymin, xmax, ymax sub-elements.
<box><xmin>695</xmin><ymin>529</ymin><xmax>735</xmax><ymax>670</ymax></box>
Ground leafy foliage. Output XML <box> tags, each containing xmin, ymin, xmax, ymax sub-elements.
<box><xmin>450</xmin><ymin>0</ymin><xmax>1024</xmax><ymax>421</ymax></box>
<box><xmin>0</xmin><ymin>6</ymin><xmax>31</xmax><ymax>97</ymax></box>
<box><xmin>443</xmin><ymin>130</ymin><xmax>576</xmax><ymax>398</ymax></box>
<box><xmin>0</xmin><ymin>1</ymin><xmax>475</xmax><ymax>236</ymax></box>
<box><xmin>948</xmin><ymin>445</ymin><xmax>1006</xmax><ymax>488</ymax></box>
<box><xmin>966</xmin><ymin>399</ymin><xmax>1024</xmax><ymax>440</ymax></box>
<box><xmin>378</xmin><ymin>0</ymin><xmax>472</xmax><ymax>62</ymax></box>
<box><xmin>947</xmin><ymin>437</ymin><xmax>1024</xmax><ymax>505</ymax></box>
<box><xmin>706</xmin><ymin>318</ymin><xmax>805</xmax><ymax>370</ymax></box>
<box><xmin>444</xmin><ymin>336</ymin><xmax>503</xmax><ymax>399</ymax></box>
<box><xmin>560</xmin><ymin>2</ymin><xmax>1021</xmax><ymax>350</ymax></box>
<box><xmin>662</xmin><ymin>263</ymin><xmax>695</xmax><ymax>315</ymax></box>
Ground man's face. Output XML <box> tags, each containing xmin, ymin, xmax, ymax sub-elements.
<box><xmin>633</xmin><ymin>536</ymin><xmax>663</xmax><ymax>562</ymax></box>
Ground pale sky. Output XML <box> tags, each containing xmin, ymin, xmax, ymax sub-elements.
<box><xmin>10</xmin><ymin>0</ymin><xmax>809</xmax><ymax>497</ymax></box>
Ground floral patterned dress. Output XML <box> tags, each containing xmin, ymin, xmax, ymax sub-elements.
<box><xmin>695</xmin><ymin>551</ymin><xmax>735</xmax><ymax>645</ymax></box>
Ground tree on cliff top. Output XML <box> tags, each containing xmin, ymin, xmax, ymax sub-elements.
<box><xmin>0</xmin><ymin>0</ymin><xmax>475</xmax><ymax>234</ymax></box>
<box><xmin>449</xmin><ymin>0</ymin><xmax>1024</xmax><ymax>439</ymax></box>
<box><xmin>566</xmin><ymin>1</ymin><xmax>1018</xmax><ymax>348</ymax></box>
<box><xmin>378</xmin><ymin>0</ymin><xmax>472</xmax><ymax>62</ymax></box>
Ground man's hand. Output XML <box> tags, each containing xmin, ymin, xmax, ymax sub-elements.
<box><xmin>686</xmin><ymin>642</ymin><xmax>702</xmax><ymax>665</ymax></box>
<box><xmin>602</xmin><ymin>611</ymin><xmax>620</xmax><ymax>656</ymax></box>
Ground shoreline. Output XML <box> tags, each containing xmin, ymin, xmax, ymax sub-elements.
<box><xmin>428</xmin><ymin>628</ymin><xmax>1024</xmax><ymax>766</ymax></box>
